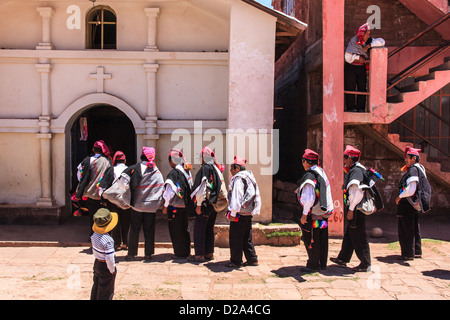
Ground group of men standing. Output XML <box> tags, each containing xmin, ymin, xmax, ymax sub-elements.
<box><xmin>75</xmin><ymin>141</ymin><xmax>262</xmax><ymax>299</ymax></box>
<box><xmin>297</xmin><ymin>145</ymin><xmax>429</xmax><ymax>274</ymax></box>
<box><xmin>77</xmin><ymin>140</ymin><xmax>430</xmax><ymax>300</ymax></box>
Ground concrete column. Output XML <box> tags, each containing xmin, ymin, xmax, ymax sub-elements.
<box><xmin>36</xmin><ymin>133</ymin><xmax>54</xmax><ymax>206</ymax></box>
<box><xmin>143</xmin><ymin>63</ymin><xmax>159</xmax><ymax>146</ymax></box>
<box><xmin>35</xmin><ymin>64</ymin><xmax>52</xmax><ymax>117</ymax></box>
<box><xmin>35</xmin><ymin>63</ymin><xmax>54</xmax><ymax>206</ymax></box>
<box><xmin>369</xmin><ymin>47</ymin><xmax>388</xmax><ymax>121</ymax></box>
<box><xmin>36</xmin><ymin>7</ymin><xmax>54</xmax><ymax>50</ymax></box>
<box><xmin>322</xmin><ymin>0</ymin><xmax>344</xmax><ymax>236</ymax></box>
<box><xmin>144</xmin><ymin>8</ymin><xmax>160</xmax><ymax>52</ymax></box>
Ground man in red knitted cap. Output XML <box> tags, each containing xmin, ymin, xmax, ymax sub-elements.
<box><xmin>395</xmin><ymin>146</ymin><xmax>429</xmax><ymax>260</ymax></box>
<box><xmin>344</xmin><ymin>22</ymin><xmax>385</xmax><ymax>112</ymax></box>
<box><xmin>330</xmin><ymin>145</ymin><xmax>372</xmax><ymax>272</ymax></box>
<box><xmin>122</xmin><ymin>147</ymin><xmax>164</xmax><ymax>261</ymax></box>
<box><xmin>75</xmin><ymin>140</ymin><xmax>111</xmax><ymax>237</ymax></box>
<box><xmin>162</xmin><ymin>149</ymin><xmax>194</xmax><ymax>259</ymax></box>
<box><xmin>99</xmin><ymin>151</ymin><xmax>130</xmax><ymax>251</ymax></box>
<box><xmin>226</xmin><ymin>156</ymin><xmax>261</xmax><ymax>268</ymax></box>
<box><xmin>295</xmin><ymin>149</ymin><xmax>334</xmax><ymax>272</ymax></box>
<box><xmin>189</xmin><ymin>146</ymin><xmax>228</xmax><ymax>262</ymax></box>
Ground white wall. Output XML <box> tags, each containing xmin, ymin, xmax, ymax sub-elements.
<box><xmin>0</xmin><ymin>0</ymin><xmax>278</xmax><ymax>224</ymax></box>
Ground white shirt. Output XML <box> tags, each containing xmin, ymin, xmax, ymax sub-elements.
<box><xmin>399</xmin><ymin>181</ymin><xmax>417</xmax><ymax>198</ymax></box>
<box><xmin>90</xmin><ymin>232</ymin><xmax>115</xmax><ymax>273</ymax></box>
<box><xmin>300</xmin><ymin>184</ymin><xmax>315</xmax><ymax>215</ymax></box>
<box><xmin>344</xmin><ymin>37</ymin><xmax>385</xmax><ymax>64</ymax></box>
<box><xmin>348</xmin><ymin>184</ymin><xmax>364</xmax><ymax>211</ymax></box>
<box><xmin>228</xmin><ymin>177</ymin><xmax>245</xmax><ymax>217</ymax></box>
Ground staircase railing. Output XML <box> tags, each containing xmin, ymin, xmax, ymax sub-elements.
<box><xmin>389</xmin><ymin>81</ymin><xmax>449</xmax><ymax>158</ymax></box>
<box><xmin>388</xmin><ymin>12</ymin><xmax>449</xmax><ymax>59</ymax></box>
<box><xmin>387</xmin><ymin>40</ymin><xmax>449</xmax><ymax>91</ymax></box>
<box><xmin>393</xmin><ymin>117</ymin><xmax>449</xmax><ymax>158</ymax></box>
<box><xmin>387</xmin><ymin>12</ymin><xmax>450</xmax><ymax>91</ymax></box>
<box><xmin>391</xmin><ymin>84</ymin><xmax>450</xmax><ymax>127</ymax></box>
<box><xmin>387</xmin><ymin>12</ymin><xmax>450</xmax><ymax>159</ymax></box>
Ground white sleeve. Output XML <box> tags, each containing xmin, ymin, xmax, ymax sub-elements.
<box><xmin>345</xmin><ymin>52</ymin><xmax>360</xmax><ymax>64</ymax></box>
<box><xmin>300</xmin><ymin>184</ymin><xmax>316</xmax><ymax>215</ymax></box>
<box><xmin>370</xmin><ymin>38</ymin><xmax>385</xmax><ymax>47</ymax></box>
<box><xmin>192</xmin><ymin>178</ymin><xmax>208</xmax><ymax>207</ymax></box>
<box><xmin>228</xmin><ymin>179</ymin><xmax>245</xmax><ymax>217</ymax></box>
<box><xmin>399</xmin><ymin>181</ymin><xmax>417</xmax><ymax>198</ymax></box>
<box><xmin>348</xmin><ymin>184</ymin><xmax>364</xmax><ymax>211</ymax></box>
<box><xmin>104</xmin><ymin>241</ymin><xmax>116</xmax><ymax>274</ymax></box>
<box><xmin>163</xmin><ymin>186</ymin><xmax>176</xmax><ymax>207</ymax></box>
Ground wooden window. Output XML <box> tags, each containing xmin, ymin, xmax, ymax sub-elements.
<box><xmin>86</xmin><ymin>6</ymin><xmax>117</xmax><ymax>49</ymax></box>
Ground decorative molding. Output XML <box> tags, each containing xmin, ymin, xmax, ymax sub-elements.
<box><xmin>0</xmin><ymin>50</ymin><xmax>229</xmax><ymax>65</ymax></box>
<box><xmin>36</xmin><ymin>7</ymin><xmax>55</xmax><ymax>50</ymax></box>
<box><xmin>144</xmin><ymin>8</ymin><xmax>160</xmax><ymax>52</ymax></box>
<box><xmin>89</xmin><ymin>67</ymin><xmax>112</xmax><ymax>93</ymax></box>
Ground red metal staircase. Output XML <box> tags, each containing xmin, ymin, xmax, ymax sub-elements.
<box><xmin>344</xmin><ymin>9</ymin><xmax>450</xmax><ymax>188</ymax></box>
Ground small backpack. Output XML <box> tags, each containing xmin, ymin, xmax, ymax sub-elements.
<box><xmin>413</xmin><ymin>164</ymin><xmax>432</xmax><ymax>213</ymax></box>
<box><xmin>356</xmin><ymin>167</ymin><xmax>384</xmax><ymax>215</ymax></box>
<box><xmin>210</xmin><ymin>165</ymin><xmax>229</xmax><ymax>212</ymax></box>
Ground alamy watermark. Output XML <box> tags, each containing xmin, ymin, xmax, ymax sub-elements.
<box><xmin>366</xmin><ymin>5</ymin><xmax>381</xmax><ymax>30</ymax></box>
<box><xmin>66</xmin><ymin>264</ymin><xmax>81</xmax><ymax>289</ymax></box>
<box><xmin>170</xmin><ymin>121</ymin><xmax>279</xmax><ymax>176</ymax></box>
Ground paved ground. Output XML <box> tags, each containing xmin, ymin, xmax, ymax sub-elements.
<box><xmin>0</xmin><ymin>213</ymin><xmax>448</xmax><ymax>301</ymax></box>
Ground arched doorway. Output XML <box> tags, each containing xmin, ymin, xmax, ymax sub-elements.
<box><xmin>69</xmin><ymin>104</ymin><xmax>136</xmax><ymax>195</ymax></box>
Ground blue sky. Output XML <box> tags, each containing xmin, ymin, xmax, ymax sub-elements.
<box><xmin>256</xmin><ymin>0</ymin><xmax>273</xmax><ymax>8</ymax></box>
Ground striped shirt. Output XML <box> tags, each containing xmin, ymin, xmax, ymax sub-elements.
<box><xmin>90</xmin><ymin>232</ymin><xmax>116</xmax><ymax>273</ymax></box>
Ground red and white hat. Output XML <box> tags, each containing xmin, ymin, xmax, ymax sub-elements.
<box><xmin>405</xmin><ymin>146</ymin><xmax>421</xmax><ymax>157</ymax></box>
<box><xmin>302</xmin><ymin>149</ymin><xmax>319</xmax><ymax>161</ymax></box>
<box><xmin>93</xmin><ymin>140</ymin><xmax>111</xmax><ymax>158</ymax></box>
<box><xmin>112</xmin><ymin>151</ymin><xmax>126</xmax><ymax>165</ymax></box>
<box><xmin>233</xmin><ymin>156</ymin><xmax>247</xmax><ymax>166</ymax></box>
<box><xmin>344</xmin><ymin>145</ymin><xmax>361</xmax><ymax>158</ymax></box>
<box><xmin>356</xmin><ymin>22</ymin><xmax>370</xmax><ymax>45</ymax></box>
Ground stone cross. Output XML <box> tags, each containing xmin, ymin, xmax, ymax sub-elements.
<box><xmin>89</xmin><ymin>67</ymin><xmax>112</xmax><ymax>93</ymax></box>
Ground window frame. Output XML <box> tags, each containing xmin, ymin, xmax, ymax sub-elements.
<box><xmin>86</xmin><ymin>5</ymin><xmax>117</xmax><ymax>50</ymax></box>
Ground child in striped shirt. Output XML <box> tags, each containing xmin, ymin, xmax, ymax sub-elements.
<box><xmin>90</xmin><ymin>208</ymin><xmax>118</xmax><ymax>300</ymax></box>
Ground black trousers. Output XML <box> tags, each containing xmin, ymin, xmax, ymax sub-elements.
<box><xmin>193</xmin><ymin>202</ymin><xmax>217</xmax><ymax>256</ymax></box>
<box><xmin>229</xmin><ymin>215</ymin><xmax>258</xmax><ymax>266</ymax></box>
<box><xmin>90</xmin><ymin>260</ymin><xmax>116</xmax><ymax>300</ymax></box>
<box><xmin>127</xmin><ymin>210</ymin><xmax>156</xmax><ymax>257</ymax></box>
<box><xmin>301</xmin><ymin>218</ymin><xmax>329</xmax><ymax>270</ymax></box>
<box><xmin>397</xmin><ymin>200</ymin><xmax>422</xmax><ymax>258</ymax></box>
<box><xmin>344</xmin><ymin>62</ymin><xmax>367</xmax><ymax>112</ymax></box>
<box><xmin>337</xmin><ymin>210</ymin><xmax>371</xmax><ymax>268</ymax></box>
<box><xmin>168</xmin><ymin>207</ymin><xmax>191</xmax><ymax>258</ymax></box>
<box><xmin>106</xmin><ymin>202</ymin><xmax>131</xmax><ymax>248</ymax></box>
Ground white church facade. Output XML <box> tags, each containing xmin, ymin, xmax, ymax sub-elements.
<box><xmin>0</xmin><ymin>0</ymin><xmax>305</xmax><ymax>224</ymax></box>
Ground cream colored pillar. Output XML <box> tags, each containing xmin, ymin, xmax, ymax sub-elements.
<box><xmin>36</xmin><ymin>133</ymin><xmax>53</xmax><ymax>206</ymax></box>
<box><xmin>36</xmin><ymin>7</ymin><xmax>54</xmax><ymax>50</ymax></box>
<box><xmin>144</xmin><ymin>8</ymin><xmax>160</xmax><ymax>52</ymax></box>
<box><xmin>35</xmin><ymin>63</ymin><xmax>54</xmax><ymax>206</ymax></box>
<box><xmin>143</xmin><ymin>63</ymin><xmax>159</xmax><ymax>148</ymax></box>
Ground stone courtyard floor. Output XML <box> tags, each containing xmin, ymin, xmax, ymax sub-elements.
<box><xmin>0</xmin><ymin>213</ymin><xmax>448</xmax><ymax>305</ymax></box>
<box><xmin>0</xmin><ymin>239</ymin><xmax>448</xmax><ymax>301</ymax></box>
